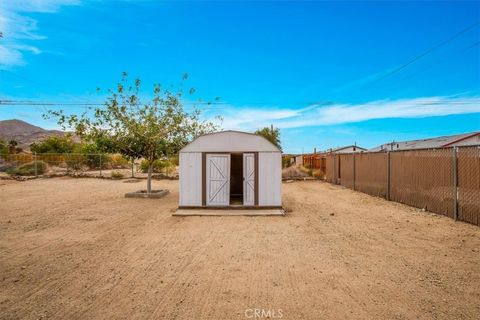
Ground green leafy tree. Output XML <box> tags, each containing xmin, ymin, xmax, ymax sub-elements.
<box><xmin>8</xmin><ymin>140</ymin><xmax>20</xmax><ymax>154</ymax></box>
<box><xmin>255</xmin><ymin>125</ymin><xmax>281</xmax><ymax>150</ymax></box>
<box><xmin>30</xmin><ymin>135</ymin><xmax>77</xmax><ymax>153</ymax></box>
<box><xmin>74</xmin><ymin>142</ymin><xmax>111</xmax><ymax>169</ymax></box>
<box><xmin>47</xmin><ymin>72</ymin><xmax>220</xmax><ymax>194</ymax></box>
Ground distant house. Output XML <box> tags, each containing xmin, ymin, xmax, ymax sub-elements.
<box><xmin>369</xmin><ymin>132</ymin><xmax>480</xmax><ymax>152</ymax></box>
<box><xmin>281</xmin><ymin>154</ymin><xmax>307</xmax><ymax>166</ymax></box>
<box><xmin>325</xmin><ymin>145</ymin><xmax>367</xmax><ymax>154</ymax></box>
<box><xmin>289</xmin><ymin>145</ymin><xmax>366</xmax><ymax>167</ymax></box>
<box><xmin>281</xmin><ymin>154</ymin><xmax>297</xmax><ymax>166</ymax></box>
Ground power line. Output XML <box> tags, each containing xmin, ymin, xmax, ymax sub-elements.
<box><xmin>0</xmin><ymin>99</ymin><xmax>339</xmax><ymax>108</ymax></box>
<box><xmin>0</xmin><ymin>100</ymin><xmax>229</xmax><ymax>106</ymax></box>
<box><xmin>373</xmin><ymin>21</ymin><xmax>480</xmax><ymax>83</ymax></box>
<box><xmin>390</xmin><ymin>40</ymin><xmax>480</xmax><ymax>86</ymax></box>
<box><xmin>1</xmin><ymin>99</ymin><xmax>478</xmax><ymax>109</ymax></box>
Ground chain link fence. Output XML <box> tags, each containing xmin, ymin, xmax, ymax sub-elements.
<box><xmin>324</xmin><ymin>146</ymin><xmax>480</xmax><ymax>226</ymax></box>
<box><xmin>0</xmin><ymin>153</ymin><xmax>168</xmax><ymax>179</ymax></box>
<box><xmin>337</xmin><ymin>153</ymin><xmax>354</xmax><ymax>189</ymax></box>
<box><xmin>355</xmin><ymin>152</ymin><xmax>388</xmax><ymax>198</ymax></box>
<box><xmin>325</xmin><ymin>154</ymin><xmax>334</xmax><ymax>183</ymax></box>
<box><xmin>390</xmin><ymin>148</ymin><xmax>455</xmax><ymax>218</ymax></box>
<box><xmin>457</xmin><ymin>146</ymin><xmax>480</xmax><ymax>225</ymax></box>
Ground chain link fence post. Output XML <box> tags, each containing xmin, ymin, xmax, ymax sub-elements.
<box><xmin>34</xmin><ymin>152</ymin><xmax>38</xmax><ymax>177</ymax></box>
<box><xmin>453</xmin><ymin>147</ymin><xmax>458</xmax><ymax>220</ymax></box>
<box><xmin>386</xmin><ymin>151</ymin><xmax>391</xmax><ymax>201</ymax></box>
<box><xmin>333</xmin><ymin>153</ymin><xmax>337</xmax><ymax>184</ymax></box>
<box><xmin>99</xmin><ymin>154</ymin><xmax>102</xmax><ymax>177</ymax></box>
<box><xmin>353</xmin><ymin>152</ymin><xmax>356</xmax><ymax>191</ymax></box>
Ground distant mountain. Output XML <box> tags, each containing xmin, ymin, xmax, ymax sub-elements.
<box><xmin>0</xmin><ymin>119</ymin><xmax>67</xmax><ymax>151</ymax></box>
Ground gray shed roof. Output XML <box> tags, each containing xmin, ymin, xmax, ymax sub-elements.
<box><xmin>369</xmin><ymin>132</ymin><xmax>480</xmax><ymax>151</ymax></box>
<box><xmin>180</xmin><ymin>130</ymin><xmax>281</xmax><ymax>153</ymax></box>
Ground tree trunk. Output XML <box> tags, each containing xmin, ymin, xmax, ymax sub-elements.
<box><xmin>147</xmin><ymin>163</ymin><xmax>153</xmax><ymax>194</ymax></box>
<box><xmin>131</xmin><ymin>160</ymin><xmax>134</xmax><ymax>178</ymax></box>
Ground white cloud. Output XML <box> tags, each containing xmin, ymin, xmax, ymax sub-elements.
<box><xmin>217</xmin><ymin>95</ymin><xmax>480</xmax><ymax>130</ymax></box>
<box><xmin>3</xmin><ymin>0</ymin><xmax>80</xmax><ymax>13</ymax></box>
<box><xmin>0</xmin><ymin>0</ymin><xmax>79</xmax><ymax>67</ymax></box>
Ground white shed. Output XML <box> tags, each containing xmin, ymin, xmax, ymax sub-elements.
<box><xmin>179</xmin><ymin>131</ymin><xmax>282</xmax><ymax>208</ymax></box>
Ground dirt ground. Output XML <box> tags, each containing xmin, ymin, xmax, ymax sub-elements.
<box><xmin>0</xmin><ymin>178</ymin><xmax>479</xmax><ymax>320</ymax></box>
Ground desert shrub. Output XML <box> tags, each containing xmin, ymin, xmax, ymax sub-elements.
<box><xmin>7</xmin><ymin>161</ymin><xmax>48</xmax><ymax>176</ymax></box>
<box><xmin>282</xmin><ymin>156</ymin><xmax>293</xmax><ymax>168</ymax></box>
<box><xmin>74</xmin><ymin>143</ymin><xmax>110</xmax><ymax>169</ymax></box>
<box><xmin>111</xmin><ymin>170</ymin><xmax>124</xmax><ymax>179</ymax></box>
<box><xmin>0</xmin><ymin>139</ymin><xmax>8</xmax><ymax>155</ymax></box>
<box><xmin>85</xmin><ymin>154</ymin><xmax>110</xmax><ymax>169</ymax></box>
<box><xmin>312</xmin><ymin>169</ymin><xmax>325</xmax><ymax>179</ymax></box>
<box><xmin>299</xmin><ymin>165</ymin><xmax>313</xmax><ymax>176</ymax></box>
<box><xmin>299</xmin><ymin>165</ymin><xmax>311</xmax><ymax>175</ymax></box>
<box><xmin>282</xmin><ymin>165</ymin><xmax>309</xmax><ymax>179</ymax></box>
<box><xmin>169</xmin><ymin>155</ymin><xmax>179</xmax><ymax>166</ymax></box>
<box><xmin>64</xmin><ymin>154</ymin><xmax>86</xmax><ymax>171</ymax></box>
<box><xmin>110</xmin><ymin>154</ymin><xmax>130</xmax><ymax>168</ymax></box>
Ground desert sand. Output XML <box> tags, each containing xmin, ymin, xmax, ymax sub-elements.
<box><xmin>1</xmin><ymin>178</ymin><xmax>479</xmax><ymax>319</ymax></box>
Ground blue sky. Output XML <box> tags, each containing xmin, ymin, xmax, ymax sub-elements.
<box><xmin>0</xmin><ymin>0</ymin><xmax>479</xmax><ymax>153</ymax></box>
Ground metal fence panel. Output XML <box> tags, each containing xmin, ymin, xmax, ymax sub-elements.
<box><xmin>323</xmin><ymin>147</ymin><xmax>479</xmax><ymax>226</ymax></box>
<box><xmin>355</xmin><ymin>152</ymin><xmax>388</xmax><ymax>198</ymax></box>
<box><xmin>390</xmin><ymin>149</ymin><xmax>454</xmax><ymax>218</ymax></box>
<box><xmin>338</xmin><ymin>154</ymin><xmax>354</xmax><ymax>189</ymax></box>
<box><xmin>457</xmin><ymin>146</ymin><xmax>480</xmax><ymax>226</ymax></box>
<box><xmin>325</xmin><ymin>154</ymin><xmax>334</xmax><ymax>183</ymax></box>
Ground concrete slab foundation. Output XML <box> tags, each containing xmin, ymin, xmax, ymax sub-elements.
<box><xmin>125</xmin><ymin>189</ymin><xmax>169</xmax><ymax>198</ymax></box>
<box><xmin>173</xmin><ymin>209</ymin><xmax>285</xmax><ymax>216</ymax></box>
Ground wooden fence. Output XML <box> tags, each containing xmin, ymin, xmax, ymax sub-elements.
<box><xmin>322</xmin><ymin>146</ymin><xmax>480</xmax><ymax>226</ymax></box>
<box><xmin>302</xmin><ymin>154</ymin><xmax>324</xmax><ymax>171</ymax></box>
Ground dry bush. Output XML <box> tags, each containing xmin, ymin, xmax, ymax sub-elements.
<box><xmin>111</xmin><ymin>170</ymin><xmax>124</xmax><ymax>179</ymax></box>
<box><xmin>6</xmin><ymin>161</ymin><xmax>48</xmax><ymax>176</ymax></box>
<box><xmin>312</xmin><ymin>169</ymin><xmax>325</xmax><ymax>179</ymax></box>
<box><xmin>282</xmin><ymin>165</ymin><xmax>309</xmax><ymax>179</ymax></box>
<box><xmin>110</xmin><ymin>154</ymin><xmax>130</xmax><ymax>169</ymax></box>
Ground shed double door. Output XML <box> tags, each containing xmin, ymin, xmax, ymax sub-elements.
<box><xmin>206</xmin><ymin>154</ymin><xmax>230</xmax><ymax>206</ymax></box>
<box><xmin>205</xmin><ymin>153</ymin><xmax>256</xmax><ymax>206</ymax></box>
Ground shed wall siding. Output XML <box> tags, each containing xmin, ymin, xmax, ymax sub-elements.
<box><xmin>258</xmin><ymin>152</ymin><xmax>282</xmax><ymax>206</ymax></box>
<box><xmin>179</xmin><ymin>152</ymin><xmax>202</xmax><ymax>206</ymax></box>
